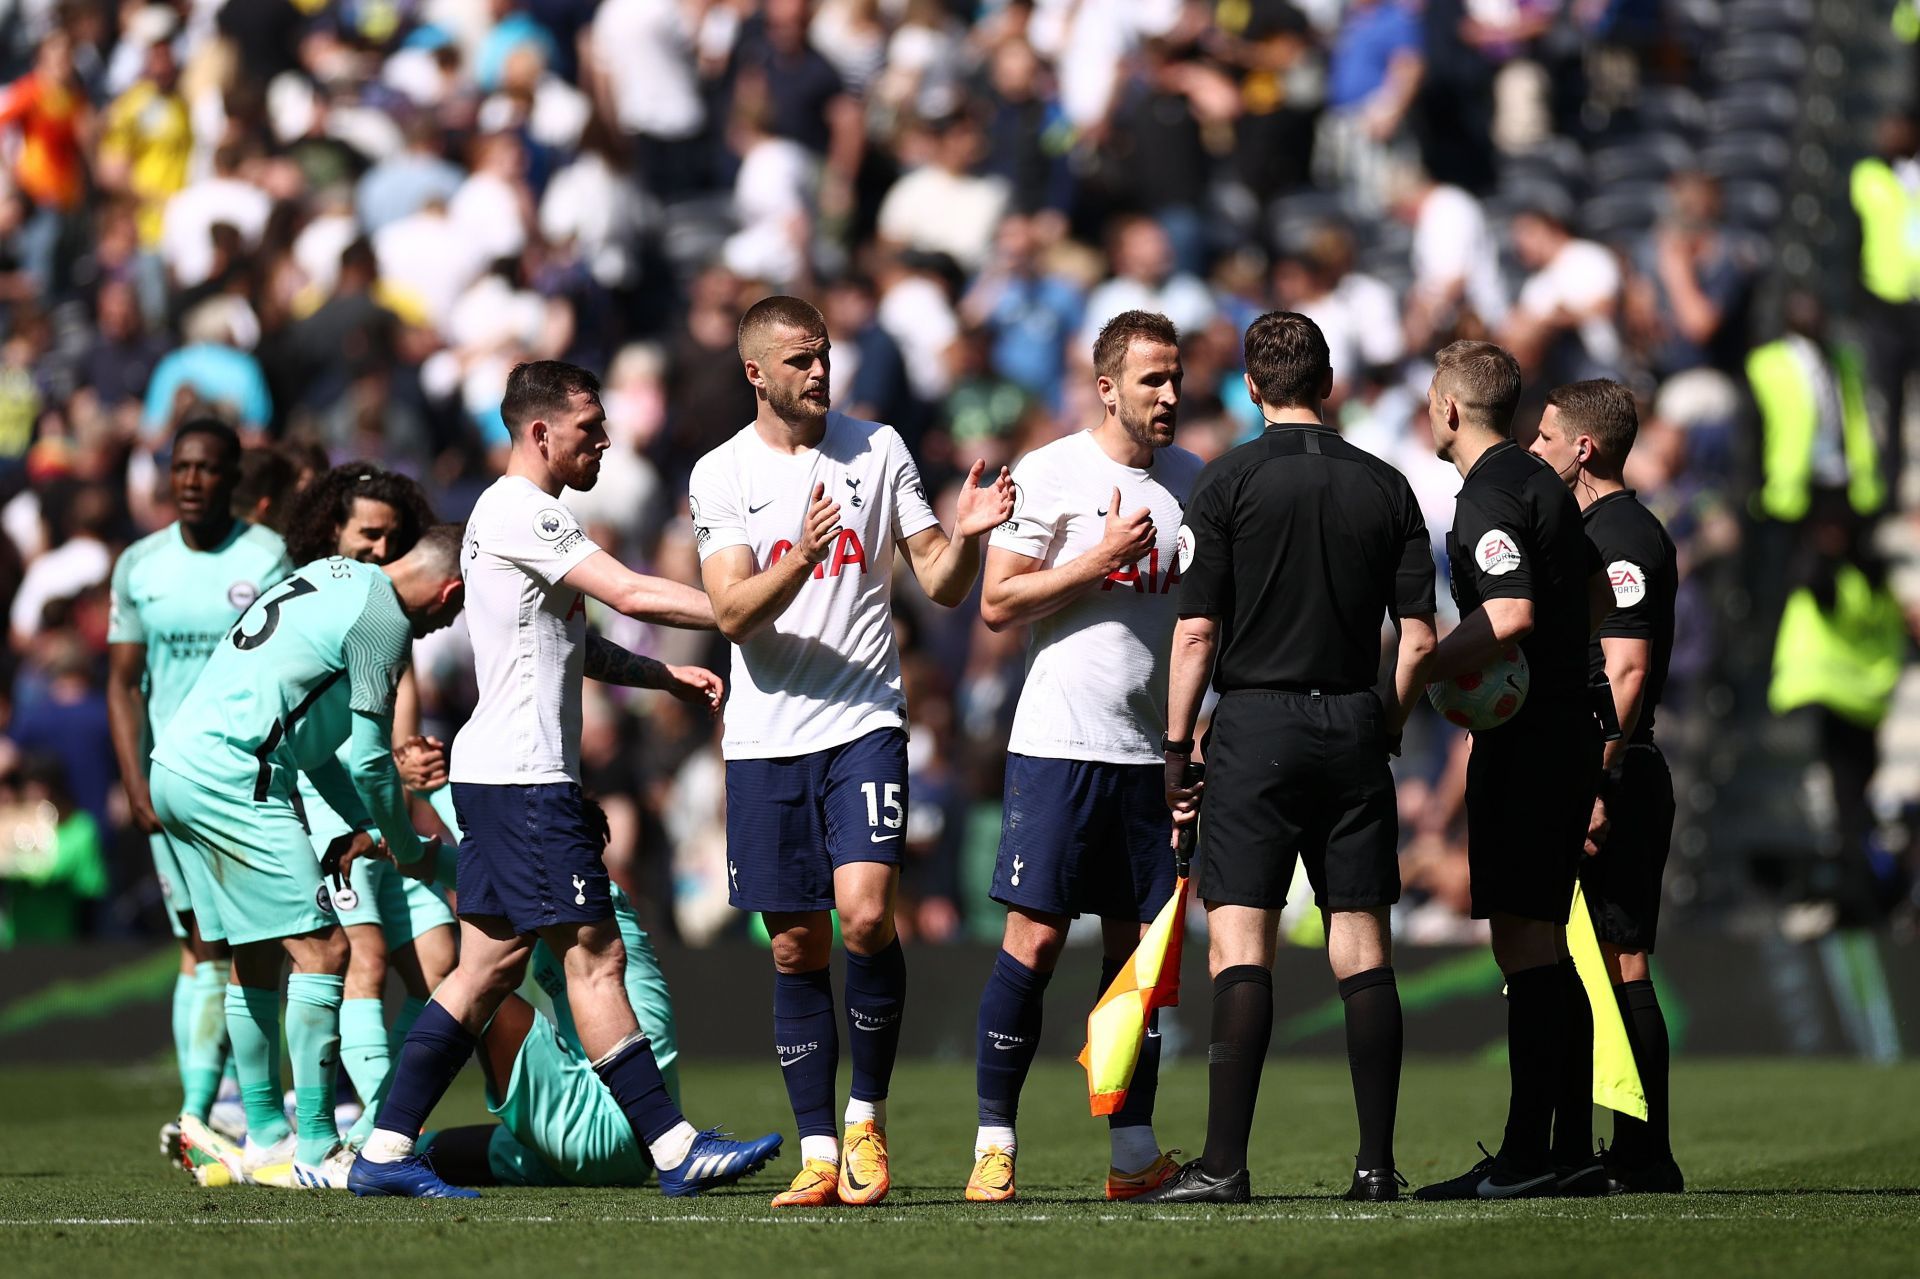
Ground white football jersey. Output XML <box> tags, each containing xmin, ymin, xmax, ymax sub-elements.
<box><xmin>450</xmin><ymin>475</ymin><xmax>602</xmax><ymax>785</ymax></box>
<box><xmin>689</xmin><ymin>413</ymin><xmax>940</xmax><ymax>759</ymax></box>
<box><xmin>992</xmin><ymin>430</ymin><xmax>1203</xmax><ymax>764</ymax></box>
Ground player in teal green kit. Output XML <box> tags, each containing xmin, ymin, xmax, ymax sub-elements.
<box><xmin>156</xmin><ymin>527</ymin><xmax>466</xmax><ymax>1189</ymax></box>
<box><xmin>280</xmin><ymin>464</ymin><xmax>461</xmax><ymax>1150</ymax></box>
<box><xmin>106</xmin><ymin>419</ymin><xmax>291</xmax><ymax>1164</ymax></box>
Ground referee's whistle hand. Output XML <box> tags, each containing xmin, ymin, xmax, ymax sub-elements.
<box><xmin>1584</xmin><ymin>796</ymin><xmax>1610</xmax><ymax>857</ymax></box>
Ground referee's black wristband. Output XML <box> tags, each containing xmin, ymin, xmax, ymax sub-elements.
<box><xmin>1162</xmin><ymin>736</ymin><xmax>1194</xmax><ymax>756</ymax></box>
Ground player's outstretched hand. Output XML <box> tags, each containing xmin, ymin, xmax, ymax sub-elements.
<box><xmin>664</xmin><ymin>663</ymin><xmax>725</xmax><ymax>715</ymax></box>
<box><xmin>1099</xmin><ymin>486</ymin><xmax>1155</xmax><ymax>571</ymax></box>
<box><xmin>799</xmin><ymin>482</ymin><xmax>842</xmax><ymax>564</ymax></box>
<box><xmin>393</xmin><ymin>734</ymin><xmax>449</xmax><ymax>792</ymax></box>
<box><xmin>1584</xmin><ymin>795</ymin><xmax>1610</xmax><ymax>857</ymax></box>
<box><xmin>955</xmin><ymin>459</ymin><xmax>1015</xmax><ymax>537</ymax></box>
<box><xmin>327</xmin><ymin>830</ymin><xmax>380</xmax><ymax>878</ymax></box>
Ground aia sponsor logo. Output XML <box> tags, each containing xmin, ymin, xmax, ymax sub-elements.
<box><xmin>771</xmin><ymin>529</ymin><xmax>869</xmax><ymax>579</ymax></box>
<box><xmin>1102</xmin><ymin>547</ymin><xmax>1182</xmax><ymax>594</ymax></box>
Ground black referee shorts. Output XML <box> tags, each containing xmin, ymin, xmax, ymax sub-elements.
<box><xmin>1580</xmin><ymin>743</ymin><xmax>1675</xmax><ymax>951</ymax></box>
<box><xmin>1465</xmin><ymin>705</ymin><xmax>1602</xmax><ymax>923</ymax></box>
<box><xmin>1193</xmin><ymin>688</ymin><xmax>1399</xmax><ymax>912</ymax></box>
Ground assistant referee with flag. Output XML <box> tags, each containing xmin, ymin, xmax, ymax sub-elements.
<box><xmin>1139</xmin><ymin>312</ymin><xmax>1438</xmax><ymax>1204</ymax></box>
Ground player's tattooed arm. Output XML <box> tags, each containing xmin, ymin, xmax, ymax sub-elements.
<box><xmin>583</xmin><ymin>631</ymin><xmax>672</xmax><ymax>688</ymax></box>
<box><xmin>584</xmin><ymin>632</ymin><xmax>725</xmax><ymax>713</ymax></box>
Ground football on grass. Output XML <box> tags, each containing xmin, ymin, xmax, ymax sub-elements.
<box><xmin>1427</xmin><ymin>645</ymin><xmax>1530</xmax><ymax>730</ymax></box>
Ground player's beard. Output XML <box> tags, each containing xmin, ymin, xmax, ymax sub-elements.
<box><xmin>1118</xmin><ymin>399</ymin><xmax>1175</xmax><ymax>450</ymax></box>
<box><xmin>767</xmin><ymin>378</ymin><xmax>830</xmax><ymax>424</ymax></box>
<box><xmin>554</xmin><ymin>448</ymin><xmax>604</xmax><ymax>492</ymax></box>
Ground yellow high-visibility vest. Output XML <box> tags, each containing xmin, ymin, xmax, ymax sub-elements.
<box><xmin>1747</xmin><ymin>339</ymin><xmax>1883</xmax><ymax>521</ymax></box>
<box><xmin>1769</xmin><ymin>564</ymin><xmax>1907</xmax><ymax>729</ymax></box>
<box><xmin>1850</xmin><ymin>157</ymin><xmax>1920</xmax><ymax>304</ymax></box>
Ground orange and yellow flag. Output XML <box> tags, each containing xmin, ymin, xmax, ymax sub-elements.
<box><xmin>1078</xmin><ymin>877</ymin><xmax>1189</xmax><ymax>1116</ymax></box>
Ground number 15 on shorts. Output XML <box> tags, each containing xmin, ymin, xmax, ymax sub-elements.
<box><xmin>862</xmin><ymin>782</ymin><xmax>903</xmax><ymax>843</ymax></box>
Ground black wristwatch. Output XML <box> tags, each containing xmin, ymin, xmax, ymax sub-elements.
<box><xmin>1162</xmin><ymin>736</ymin><xmax>1194</xmax><ymax>756</ymax></box>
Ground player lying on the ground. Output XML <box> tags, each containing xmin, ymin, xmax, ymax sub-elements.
<box><xmin>161</xmin><ymin>528</ymin><xmax>467</xmax><ymax>1189</ymax></box>
<box><xmin>106</xmin><ymin>418</ymin><xmax>292</xmax><ymax>1164</ymax></box>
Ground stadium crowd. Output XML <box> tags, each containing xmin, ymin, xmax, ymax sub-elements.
<box><xmin>0</xmin><ymin>0</ymin><xmax>1911</xmax><ymax>948</ymax></box>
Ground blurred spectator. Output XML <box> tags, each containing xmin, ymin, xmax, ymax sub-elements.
<box><xmin>1318</xmin><ymin>0</ymin><xmax>1425</xmax><ymax>212</ymax></box>
<box><xmin>723</xmin><ymin>84</ymin><xmax>818</xmax><ymax>290</ymax></box>
<box><xmin>357</xmin><ymin>113</ymin><xmax>466</xmax><ymax>235</ymax></box>
<box><xmin>0</xmin><ymin>753</ymin><xmax>109</xmax><ymax>946</ymax></box>
<box><xmin>1625</xmin><ymin>173</ymin><xmax>1755</xmax><ymax>380</ymax></box>
<box><xmin>1078</xmin><ymin>216</ymin><xmax>1215</xmax><ymax>353</ymax></box>
<box><xmin>878</xmin><ymin>112</ymin><xmax>1010</xmax><ymax>275</ymax></box>
<box><xmin>977</xmin><ymin>35</ymin><xmax>1070</xmax><ymax>221</ymax></box>
<box><xmin>1390</xmin><ymin>162</ymin><xmax>1507</xmax><ymax>350</ymax></box>
<box><xmin>140</xmin><ymin>308</ymin><xmax>274</xmax><ymax>439</ymax></box>
<box><xmin>78</xmin><ymin>278</ymin><xmax>168</xmax><ymax>413</ymax></box>
<box><xmin>587</xmin><ymin>0</ymin><xmax>712</xmax><ymax>199</ymax></box>
<box><xmin>1849</xmin><ymin>111</ymin><xmax>1920</xmax><ymax>507</ymax></box>
<box><xmin>822</xmin><ymin>274</ymin><xmax>911</xmax><ymax>426</ymax></box>
<box><xmin>94</xmin><ymin>27</ymin><xmax>189</xmax><ymax>250</ymax></box>
<box><xmin>160</xmin><ymin>144</ymin><xmax>271</xmax><ymax>291</ymax></box>
<box><xmin>731</xmin><ymin>0</ymin><xmax>865</xmax><ymax>220</ymax></box>
<box><xmin>10</xmin><ymin>483</ymin><xmax>113</xmax><ymax>648</ymax></box>
<box><xmin>0</xmin><ymin>28</ymin><xmax>90</xmax><ymax>295</ymax></box>
<box><xmin>1746</xmin><ymin>291</ymin><xmax>1884</xmax><ymax>527</ymax></box>
<box><xmin>1273</xmin><ymin>222</ymin><xmax>1403</xmax><ymax>400</ymax></box>
<box><xmin>961</xmin><ymin>213</ymin><xmax>1085</xmax><ymax>408</ymax></box>
<box><xmin>1504</xmin><ymin>203</ymin><xmax>1623</xmax><ymax>380</ymax></box>
<box><xmin>1217</xmin><ymin>0</ymin><xmax>1322</xmax><ymax>210</ymax></box>
<box><xmin>9</xmin><ymin>633</ymin><xmax>114</xmax><ymax>833</ymax></box>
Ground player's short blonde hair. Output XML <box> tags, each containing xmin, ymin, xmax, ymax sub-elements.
<box><xmin>1433</xmin><ymin>341</ymin><xmax>1522</xmax><ymax>435</ymax></box>
<box><xmin>737</xmin><ymin>295</ymin><xmax>827</xmax><ymax>364</ymax></box>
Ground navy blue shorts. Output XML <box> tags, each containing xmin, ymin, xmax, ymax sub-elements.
<box><xmin>725</xmin><ymin>728</ymin><xmax>909</xmax><ymax>913</ymax></box>
<box><xmin>452</xmin><ymin>781</ymin><xmax>612</xmax><ymax>935</ymax></box>
<box><xmin>992</xmin><ymin>755</ymin><xmax>1176</xmax><ymax>923</ymax></box>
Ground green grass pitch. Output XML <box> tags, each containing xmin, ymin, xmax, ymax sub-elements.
<box><xmin>4</xmin><ymin>1059</ymin><xmax>1916</xmax><ymax>1279</ymax></box>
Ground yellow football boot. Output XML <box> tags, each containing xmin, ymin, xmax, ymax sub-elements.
<box><xmin>965</xmin><ymin>1146</ymin><xmax>1016</xmax><ymax>1203</ymax></box>
<box><xmin>837</xmin><ymin>1121</ymin><xmax>890</xmax><ymax>1205</ymax></box>
<box><xmin>770</xmin><ymin>1157</ymin><xmax>840</xmax><ymax>1207</ymax></box>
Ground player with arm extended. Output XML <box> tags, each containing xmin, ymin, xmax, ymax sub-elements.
<box><xmin>1413</xmin><ymin>342</ymin><xmax>1613</xmax><ymax>1201</ymax></box>
<box><xmin>276</xmin><ymin>464</ymin><xmax>461</xmax><ymax>1154</ymax></box>
<box><xmin>1529</xmin><ymin>380</ymin><xmax>1684</xmax><ymax>1194</ymax></box>
<box><xmin>690</xmin><ymin>296</ymin><xmax>1013</xmax><ymax>1207</ymax></box>
<box><xmin>963</xmin><ymin>311</ymin><xmax>1201</xmax><ymax>1204</ymax></box>
<box><xmin>105</xmin><ymin>418</ymin><xmax>292</xmax><ymax>1165</ymax></box>
<box><xmin>349</xmin><ymin>361</ymin><xmax>780</xmax><ymax>1201</ymax></box>
<box><xmin>154</xmin><ymin>527</ymin><xmax>467</xmax><ymax>1189</ymax></box>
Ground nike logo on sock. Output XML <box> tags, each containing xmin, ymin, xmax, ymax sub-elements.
<box><xmin>779</xmin><ymin>1052</ymin><xmax>812</xmax><ymax>1069</ymax></box>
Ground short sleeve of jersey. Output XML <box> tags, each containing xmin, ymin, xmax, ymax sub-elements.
<box><xmin>107</xmin><ymin>544</ymin><xmax>145</xmax><ymax>644</ymax></box>
<box><xmin>988</xmin><ymin>449</ymin><xmax>1061</xmax><ymax>561</ymax></box>
<box><xmin>343</xmin><ymin>579</ymin><xmax>415</xmax><ymax>715</ymax></box>
<box><xmin>491</xmin><ymin>486</ymin><xmax>602</xmax><ymax>586</ymax></box>
<box><xmin>1392</xmin><ymin>475</ymin><xmax>1437</xmax><ymax>618</ymax></box>
<box><xmin>1172</xmin><ymin>466</ymin><xmax>1234</xmax><ymax>617</ymax></box>
<box><xmin>688</xmin><ymin>448</ymin><xmax>749</xmax><ymax>563</ymax></box>
<box><xmin>1453</xmin><ymin>488</ymin><xmax>1534</xmax><ymax>603</ymax></box>
<box><xmin>887</xmin><ymin>428</ymin><xmax>940</xmax><ymax>544</ymax></box>
<box><xmin>1592</xmin><ymin>519</ymin><xmax>1660</xmax><ymax>641</ymax></box>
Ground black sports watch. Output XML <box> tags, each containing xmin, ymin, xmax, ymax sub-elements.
<box><xmin>1162</xmin><ymin>736</ymin><xmax>1194</xmax><ymax>756</ymax></box>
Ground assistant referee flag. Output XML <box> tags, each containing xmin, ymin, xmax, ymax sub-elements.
<box><xmin>1080</xmin><ymin>878</ymin><xmax>1189</xmax><ymax>1117</ymax></box>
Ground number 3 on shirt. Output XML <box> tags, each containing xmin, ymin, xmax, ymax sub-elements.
<box><xmin>231</xmin><ymin>577</ymin><xmax>318</xmax><ymax>650</ymax></box>
<box><xmin>861</xmin><ymin>781</ymin><xmax>903</xmax><ymax>830</ymax></box>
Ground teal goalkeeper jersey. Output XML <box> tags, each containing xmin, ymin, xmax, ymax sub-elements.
<box><xmin>152</xmin><ymin>557</ymin><xmax>414</xmax><ymax>800</ymax></box>
<box><xmin>107</xmin><ymin>521</ymin><xmax>291</xmax><ymax>741</ymax></box>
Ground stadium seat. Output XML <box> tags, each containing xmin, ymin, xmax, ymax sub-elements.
<box><xmin>1588</xmin><ymin>134</ymin><xmax>1699</xmax><ymax>188</ymax></box>
<box><xmin>1707</xmin><ymin>84</ymin><xmax>1801</xmax><ymax>137</ymax></box>
<box><xmin>1720</xmin><ymin>0</ymin><xmax>1814</xmax><ymax>35</ymax></box>
<box><xmin>1579</xmin><ymin>183</ymin><xmax>1666</xmax><ymax>244</ymax></box>
<box><xmin>1707</xmin><ymin>33</ymin><xmax>1809</xmax><ymax>83</ymax></box>
<box><xmin>1720</xmin><ymin>180</ymin><xmax>1786</xmax><ymax>231</ymax></box>
<box><xmin>1699</xmin><ymin>133</ymin><xmax>1794</xmax><ymax>182</ymax></box>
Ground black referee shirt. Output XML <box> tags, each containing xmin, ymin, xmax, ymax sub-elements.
<box><xmin>1446</xmin><ymin>441</ymin><xmax>1601</xmax><ymax>716</ymax></box>
<box><xmin>1583</xmin><ymin>489</ymin><xmax>1676</xmax><ymax>743</ymax></box>
<box><xmin>1174</xmin><ymin>423</ymin><xmax>1436</xmax><ymax>691</ymax></box>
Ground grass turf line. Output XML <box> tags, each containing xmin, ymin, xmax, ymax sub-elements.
<box><xmin>3</xmin><ymin>1060</ymin><xmax>1916</xmax><ymax>1279</ymax></box>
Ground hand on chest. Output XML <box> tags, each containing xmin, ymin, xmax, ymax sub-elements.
<box><xmin>1058</xmin><ymin>482</ymin><xmax>1185</xmax><ymax>597</ymax></box>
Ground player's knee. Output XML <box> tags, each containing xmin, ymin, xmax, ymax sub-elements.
<box><xmin>1003</xmin><ymin>912</ymin><xmax>1069</xmax><ymax>970</ymax></box>
<box><xmin>1489</xmin><ymin>916</ymin><xmax>1559</xmax><ymax>973</ymax></box>
<box><xmin>838</xmin><ymin>905</ymin><xmax>895</xmax><ymax>955</ymax></box>
<box><xmin>293</xmin><ymin>928</ymin><xmax>350</xmax><ymax>975</ymax></box>
<box><xmin>565</xmin><ymin>938</ymin><xmax>629</xmax><ymax>991</ymax></box>
<box><xmin>769</xmin><ymin>922</ymin><xmax>832</xmax><ymax>972</ymax></box>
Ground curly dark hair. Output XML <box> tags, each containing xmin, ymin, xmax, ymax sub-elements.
<box><xmin>282</xmin><ymin>463</ymin><xmax>437</xmax><ymax>567</ymax></box>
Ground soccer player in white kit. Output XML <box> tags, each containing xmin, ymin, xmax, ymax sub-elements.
<box><xmin>350</xmin><ymin>361</ymin><xmax>781</xmax><ymax>1199</ymax></box>
<box><xmin>688</xmin><ymin>296</ymin><xmax>1014</xmax><ymax>1207</ymax></box>
<box><xmin>963</xmin><ymin>311</ymin><xmax>1202</xmax><ymax>1202</ymax></box>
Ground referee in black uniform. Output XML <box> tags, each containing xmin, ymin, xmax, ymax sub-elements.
<box><xmin>1414</xmin><ymin>342</ymin><xmax>1616</xmax><ymax>1201</ymax></box>
<box><xmin>1528</xmin><ymin>379</ymin><xmax>1684</xmax><ymax>1194</ymax></box>
<box><xmin>1139</xmin><ymin>312</ymin><xmax>1439</xmax><ymax>1205</ymax></box>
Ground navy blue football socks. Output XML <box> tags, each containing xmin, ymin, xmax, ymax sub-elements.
<box><xmin>774</xmin><ymin>965</ymin><xmax>839</xmax><ymax>1138</ymax></box>
<box><xmin>843</xmin><ymin>938</ymin><xmax>906</xmax><ymax>1105</ymax></box>
<box><xmin>374</xmin><ymin>999</ymin><xmax>475</xmax><ymax>1140</ymax></box>
<box><xmin>976</xmin><ymin>949</ymin><xmax>1052</xmax><ymax>1126</ymax></box>
<box><xmin>591</xmin><ymin>1032</ymin><xmax>684</xmax><ymax>1147</ymax></box>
